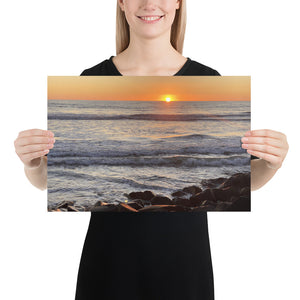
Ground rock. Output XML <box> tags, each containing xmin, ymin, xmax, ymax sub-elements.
<box><xmin>240</xmin><ymin>186</ymin><xmax>250</xmax><ymax>197</ymax></box>
<box><xmin>128</xmin><ymin>190</ymin><xmax>156</xmax><ymax>201</ymax></box>
<box><xmin>190</xmin><ymin>189</ymin><xmax>216</xmax><ymax>205</ymax></box>
<box><xmin>138</xmin><ymin>199</ymin><xmax>152</xmax><ymax>206</ymax></box>
<box><xmin>201</xmin><ymin>177</ymin><xmax>227</xmax><ymax>189</ymax></box>
<box><xmin>210</xmin><ymin>188</ymin><xmax>229</xmax><ymax>201</ymax></box>
<box><xmin>117</xmin><ymin>203</ymin><xmax>138</xmax><ymax>212</ymax></box>
<box><xmin>151</xmin><ymin>195</ymin><xmax>173</xmax><ymax>205</ymax></box>
<box><xmin>191</xmin><ymin>206</ymin><xmax>207</xmax><ymax>212</ymax></box>
<box><xmin>182</xmin><ymin>185</ymin><xmax>202</xmax><ymax>195</ymax></box>
<box><xmin>74</xmin><ymin>205</ymin><xmax>86</xmax><ymax>212</ymax></box>
<box><xmin>215</xmin><ymin>202</ymin><xmax>231</xmax><ymax>211</ymax></box>
<box><xmin>211</xmin><ymin>187</ymin><xmax>240</xmax><ymax>201</ymax></box>
<box><xmin>56</xmin><ymin>200</ymin><xmax>75</xmax><ymax>209</ymax></box>
<box><xmin>92</xmin><ymin>200</ymin><xmax>104</xmax><ymax>207</ymax></box>
<box><xmin>223</xmin><ymin>173</ymin><xmax>250</xmax><ymax>188</ymax></box>
<box><xmin>128</xmin><ymin>191</ymin><xmax>145</xmax><ymax>200</ymax></box>
<box><xmin>173</xmin><ymin>197</ymin><xmax>193</xmax><ymax>207</ymax></box>
<box><xmin>171</xmin><ymin>190</ymin><xmax>188</xmax><ymax>198</ymax></box>
<box><xmin>191</xmin><ymin>204</ymin><xmax>216</xmax><ymax>211</ymax></box>
<box><xmin>138</xmin><ymin>205</ymin><xmax>189</xmax><ymax>212</ymax></box>
<box><xmin>143</xmin><ymin>190</ymin><xmax>156</xmax><ymax>201</ymax></box>
<box><xmin>227</xmin><ymin>196</ymin><xmax>251</xmax><ymax>211</ymax></box>
<box><xmin>123</xmin><ymin>201</ymin><xmax>144</xmax><ymax>210</ymax></box>
<box><xmin>132</xmin><ymin>199</ymin><xmax>144</xmax><ymax>206</ymax></box>
<box><xmin>229</xmin><ymin>196</ymin><xmax>239</xmax><ymax>203</ymax></box>
<box><xmin>91</xmin><ymin>204</ymin><xmax>119</xmax><ymax>212</ymax></box>
<box><xmin>67</xmin><ymin>206</ymin><xmax>79</xmax><ymax>212</ymax></box>
<box><xmin>201</xmin><ymin>200</ymin><xmax>217</xmax><ymax>207</ymax></box>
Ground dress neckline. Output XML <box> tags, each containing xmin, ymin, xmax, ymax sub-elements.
<box><xmin>108</xmin><ymin>56</ymin><xmax>192</xmax><ymax>76</ymax></box>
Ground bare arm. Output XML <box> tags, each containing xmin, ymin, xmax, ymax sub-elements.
<box><xmin>15</xmin><ymin>129</ymin><xmax>55</xmax><ymax>191</ymax></box>
<box><xmin>241</xmin><ymin>129</ymin><xmax>289</xmax><ymax>191</ymax></box>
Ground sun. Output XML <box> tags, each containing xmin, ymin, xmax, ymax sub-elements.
<box><xmin>165</xmin><ymin>97</ymin><xmax>172</xmax><ymax>102</ymax></box>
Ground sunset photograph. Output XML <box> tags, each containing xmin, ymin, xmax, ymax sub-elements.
<box><xmin>47</xmin><ymin>76</ymin><xmax>251</xmax><ymax>212</ymax></box>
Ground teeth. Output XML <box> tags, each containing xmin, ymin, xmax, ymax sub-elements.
<box><xmin>140</xmin><ymin>16</ymin><xmax>161</xmax><ymax>21</ymax></box>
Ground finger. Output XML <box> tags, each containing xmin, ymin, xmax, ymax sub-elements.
<box><xmin>241</xmin><ymin>136</ymin><xmax>283</xmax><ymax>148</ymax></box>
<box><xmin>15</xmin><ymin>136</ymin><xmax>55</xmax><ymax>147</ymax></box>
<box><xmin>17</xmin><ymin>143</ymin><xmax>54</xmax><ymax>155</ymax></box>
<box><xmin>247</xmin><ymin>149</ymin><xmax>282</xmax><ymax>168</ymax></box>
<box><xmin>18</xmin><ymin>129</ymin><xmax>54</xmax><ymax>138</ymax></box>
<box><xmin>20</xmin><ymin>149</ymin><xmax>50</xmax><ymax>164</ymax></box>
<box><xmin>242</xmin><ymin>143</ymin><xmax>281</xmax><ymax>157</ymax></box>
<box><xmin>245</xmin><ymin>129</ymin><xmax>286</xmax><ymax>140</ymax></box>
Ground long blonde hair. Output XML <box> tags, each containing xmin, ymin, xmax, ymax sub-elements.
<box><xmin>116</xmin><ymin>0</ymin><xmax>186</xmax><ymax>54</ymax></box>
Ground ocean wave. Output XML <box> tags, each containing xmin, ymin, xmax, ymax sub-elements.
<box><xmin>48</xmin><ymin>144</ymin><xmax>245</xmax><ymax>159</ymax></box>
<box><xmin>48</xmin><ymin>113</ymin><xmax>250</xmax><ymax>122</ymax></box>
<box><xmin>47</xmin><ymin>155</ymin><xmax>250</xmax><ymax>168</ymax></box>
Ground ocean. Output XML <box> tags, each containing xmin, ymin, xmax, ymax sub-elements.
<box><xmin>47</xmin><ymin>99</ymin><xmax>250</xmax><ymax>209</ymax></box>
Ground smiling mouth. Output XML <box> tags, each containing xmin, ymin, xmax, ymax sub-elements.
<box><xmin>137</xmin><ymin>15</ymin><xmax>164</xmax><ymax>22</ymax></box>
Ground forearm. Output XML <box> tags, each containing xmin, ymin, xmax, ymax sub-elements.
<box><xmin>251</xmin><ymin>158</ymin><xmax>278</xmax><ymax>191</ymax></box>
<box><xmin>24</xmin><ymin>156</ymin><xmax>47</xmax><ymax>190</ymax></box>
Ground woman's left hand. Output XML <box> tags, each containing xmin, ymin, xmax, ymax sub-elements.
<box><xmin>241</xmin><ymin>129</ymin><xmax>289</xmax><ymax>170</ymax></box>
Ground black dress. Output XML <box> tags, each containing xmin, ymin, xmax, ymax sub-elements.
<box><xmin>75</xmin><ymin>57</ymin><xmax>220</xmax><ymax>300</ymax></box>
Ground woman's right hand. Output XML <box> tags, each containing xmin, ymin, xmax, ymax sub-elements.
<box><xmin>14</xmin><ymin>129</ymin><xmax>55</xmax><ymax>168</ymax></box>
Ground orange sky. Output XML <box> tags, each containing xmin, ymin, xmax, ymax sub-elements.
<box><xmin>48</xmin><ymin>76</ymin><xmax>250</xmax><ymax>101</ymax></box>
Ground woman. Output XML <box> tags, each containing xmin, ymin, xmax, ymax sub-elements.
<box><xmin>14</xmin><ymin>0</ymin><xmax>289</xmax><ymax>299</ymax></box>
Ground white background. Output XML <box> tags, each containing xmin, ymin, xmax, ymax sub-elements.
<box><xmin>1</xmin><ymin>1</ymin><xmax>299</xmax><ymax>299</ymax></box>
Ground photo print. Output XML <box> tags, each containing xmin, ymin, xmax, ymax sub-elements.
<box><xmin>48</xmin><ymin>76</ymin><xmax>251</xmax><ymax>212</ymax></box>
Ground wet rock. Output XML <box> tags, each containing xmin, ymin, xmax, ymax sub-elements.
<box><xmin>173</xmin><ymin>197</ymin><xmax>193</xmax><ymax>207</ymax></box>
<box><xmin>171</xmin><ymin>190</ymin><xmax>188</xmax><ymax>198</ymax></box>
<box><xmin>139</xmin><ymin>205</ymin><xmax>189</xmax><ymax>212</ymax></box>
<box><xmin>201</xmin><ymin>200</ymin><xmax>217</xmax><ymax>207</ymax></box>
<box><xmin>182</xmin><ymin>185</ymin><xmax>202</xmax><ymax>195</ymax></box>
<box><xmin>223</xmin><ymin>173</ymin><xmax>250</xmax><ymax>189</ymax></box>
<box><xmin>74</xmin><ymin>205</ymin><xmax>86</xmax><ymax>212</ymax></box>
<box><xmin>67</xmin><ymin>206</ymin><xmax>79</xmax><ymax>212</ymax></box>
<box><xmin>151</xmin><ymin>195</ymin><xmax>173</xmax><ymax>205</ymax></box>
<box><xmin>215</xmin><ymin>202</ymin><xmax>231</xmax><ymax>211</ymax></box>
<box><xmin>201</xmin><ymin>177</ymin><xmax>227</xmax><ymax>189</ymax></box>
<box><xmin>191</xmin><ymin>204</ymin><xmax>216</xmax><ymax>211</ymax></box>
<box><xmin>128</xmin><ymin>190</ymin><xmax>156</xmax><ymax>201</ymax></box>
<box><xmin>91</xmin><ymin>204</ymin><xmax>119</xmax><ymax>212</ymax></box>
<box><xmin>132</xmin><ymin>199</ymin><xmax>144</xmax><ymax>206</ymax></box>
<box><xmin>128</xmin><ymin>191</ymin><xmax>145</xmax><ymax>200</ymax></box>
<box><xmin>117</xmin><ymin>203</ymin><xmax>138</xmax><ymax>212</ymax></box>
<box><xmin>227</xmin><ymin>196</ymin><xmax>250</xmax><ymax>211</ymax></box>
<box><xmin>190</xmin><ymin>189</ymin><xmax>216</xmax><ymax>205</ymax></box>
<box><xmin>211</xmin><ymin>188</ymin><xmax>231</xmax><ymax>201</ymax></box>
<box><xmin>143</xmin><ymin>190</ymin><xmax>156</xmax><ymax>201</ymax></box>
<box><xmin>92</xmin><ymin>200</ymin><xmax>104</xmax><ymax>207</ymax></box>
<box><xmin>138</xmin><ymin>199</ymin><xmax>152</xmax><ymax>206</ymax></box>
<box><xmin>123</xmin><ymin>201</ymin><xmax>144</xmax><ymax>210</ymax></box>
<box><xmin>56</xmin><ymin>201</ymin><xmax>75</xmax><ymax>209</ymax></box>
<box><xmin>240</xmin><ymin>186</ymin><xmax>250</xmax><ymax>197</ymax></box>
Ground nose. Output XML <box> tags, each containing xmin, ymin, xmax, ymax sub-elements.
<box><xmin>140</xmin><ymin>0</ymin><xmax>157</xmax><ymax>11</ymax></box>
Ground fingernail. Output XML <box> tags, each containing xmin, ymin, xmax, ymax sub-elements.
<box><xmin>241</xmin><ymin>137</ymin><xmax>248</xmax><ymax>142</ymax></box>
<box><xmin>245</xmin><ymin>131</ymin><xmax>251</xmax><ymax>137</ymax></box>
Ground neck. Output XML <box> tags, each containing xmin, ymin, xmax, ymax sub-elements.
<box><xmin>120</xmin><ymin>32</ymin><xmax>181</xmax><ymax>71</ymax></box>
